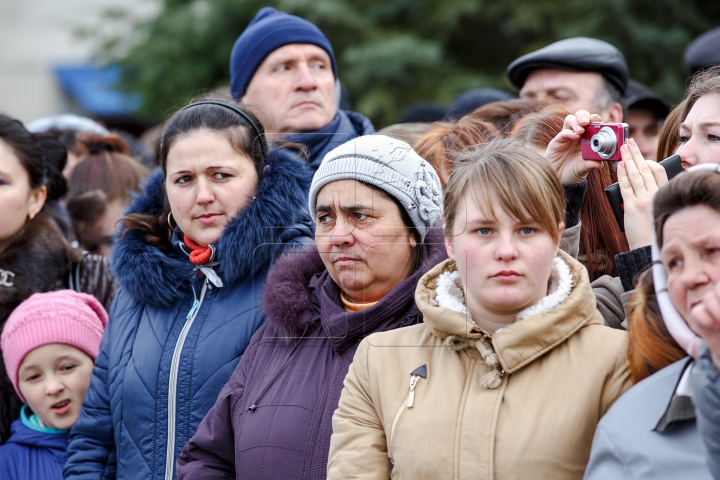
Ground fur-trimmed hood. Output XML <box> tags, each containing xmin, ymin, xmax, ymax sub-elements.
<box><xmin>112</xmin><ymin>148</ymin><xmax>314</xmax><ymax>309</ymax></box>
<box><xmin>0</xmin><ymin>212</ymin><xmax>81</xmax><ymax>321</ymax></box>
<box><xmin>261</xmin><ymin>226</ymin><xmax>448</xmax><ymax>338</ymax></box>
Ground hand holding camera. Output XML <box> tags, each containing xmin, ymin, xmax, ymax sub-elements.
<box><xmin>545</xmin><ymin>110</ymin><xmax>605</xmax><ymax>185</ymax></box>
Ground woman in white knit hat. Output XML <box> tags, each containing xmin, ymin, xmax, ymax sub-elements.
<box><xmin>177</xmin><ymin>135</ymin><xmax>445</xmax><ymax>479</ymax></box>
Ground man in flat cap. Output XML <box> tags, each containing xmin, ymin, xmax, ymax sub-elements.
<box><xmin>507</xmin><ymin>37</ymin><xmax>629</xmax><ymax>123</ymax></box>
<box><xmin>230</xmin><ymin>7</ymin><xmax>375</xmax><ymax>170</ymax></box>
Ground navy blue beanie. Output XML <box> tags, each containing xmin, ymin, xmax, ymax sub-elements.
<box><xmin>230</xmin><ymin>7</ymin><xmax>337</xmax><ymax>100</ymax></box>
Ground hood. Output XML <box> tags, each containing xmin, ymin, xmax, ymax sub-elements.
<box><xmin>416</xmin><ymin>250</ymin><xmax>600</xmax><ymax>377</ymax></box>
<box><xmin>262</xmin><ymin>226</ymin><xmax>448</xmax><ymax>339</ymax></box>
<box><xmin>112</xmin><ymin>148</ymin><xmax>313</xmax><ymax>308</ymax></box>
<box><xmin>6</xmin><ymin>417</ymin><xmax>69</xmax><ymax>451</ymax></box>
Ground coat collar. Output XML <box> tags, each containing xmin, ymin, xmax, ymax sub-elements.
<box><xmin>262</xmin><ymin>227</ymin><xmax>448</xmax><ymax>349</ymax></box>
<box><xmin>112</xmin><ymin>149</ymin><xmax>313</xmax><ymax>309</ymax></box>
<box><xmin>655</xmin><ymin>358</ymin><xmax>696</xmax><ymax>432</ymax></box>
<box><xmin>416</xmin><ymin>250</ymin><xmax>601</xmax><ymax>374</ymax></box>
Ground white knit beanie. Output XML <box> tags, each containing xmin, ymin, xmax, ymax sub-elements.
<box><xmin>308</xmin><ymin>135</ymin><xmax>443</xmax><ymax>241</ymax></box>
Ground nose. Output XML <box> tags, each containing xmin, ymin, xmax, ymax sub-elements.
<box><xmin>494</xmin><ymin>232</ymin><xmax>519</xmax><ymax>262</ymax></box>
<box><xmin>45</xmin><ymin>375</ymin><xmax>65</xmax><ymax>396</ymax></box>
<box><xmin>680</xmin><ymin>254</ymin><xmax>710</xmax><ymax>290</ymax></box>
<box><xmin>330</xmin><ymin>216</ymin><xmax>355</xmax><ymax>247</ymax></box>
<box><xmin>293</xmin><ymin>62</ymin><xmax>318</xmax><ymax>92</ymax></box>
<box><xmin>678</xmin><ymin>138</ymin><xmax>698</xmax><ymax>167</ymax></box>
<box><xmin>195</xmin><ymin>177</ymin><xmax>215</xmax><ymax>205</ymax></box>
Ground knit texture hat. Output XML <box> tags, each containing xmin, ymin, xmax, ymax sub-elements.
<box><xmin>1</xmin><ymin>290</ymin><xmax>108</xmax><ymax>402</ymax></box>
<box><xmin>230</xmin><ymin>7</ymin><xmax>337</xmax><ymax>100</ymax></box>
<box><xmin>308</xmin><ymin>135</ymin><xmax>443</xmax><ymax>241</ymax></box>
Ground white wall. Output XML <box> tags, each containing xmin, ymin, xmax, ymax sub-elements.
<box><xmin>0</xmin><ymin>0</ymin><xmax>160</xmax><ymax>123</ymax></box>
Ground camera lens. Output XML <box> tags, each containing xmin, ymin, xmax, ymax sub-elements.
<box><xmin>590</xmin><ymin>127</ymin><xmax>618</xmax><ymax>159</ymax></box>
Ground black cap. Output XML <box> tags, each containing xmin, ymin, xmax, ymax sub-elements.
<box><xmin>397</xmin><ymin>102</ymin><xmax>447</xmax><ymax>124</ymax></box>
<box><xmin>444</xmin><ymin>88</ymin><xmax>515</xmax><ymax>120</ymax></box>
<box><xmin>624</xmin><ymin>80</ymin><xmax>670</xmax><ymax>120</ymax></box>
<box><xmin>507</xmin><ymin>37</ymin><xmax>630</xmax><ymax>95</ymax></box>
<box><xmin>684</xmin><ymin>26</ymin><xmax>720</xmax><ymax>75</ymax></box>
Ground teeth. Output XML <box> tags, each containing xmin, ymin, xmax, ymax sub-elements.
<box><xmin>53</xmin><ymin>400</ymin><xmax>70</xmax><ymax>409</ymax></box>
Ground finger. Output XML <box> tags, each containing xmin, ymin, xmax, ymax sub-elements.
<box><xmin>702</xmin><ymin>291</ymin><xmax>720</xmax><ymax>328</ymax></box>
<box><xmin>574</xmin><ymin>110</ymin><xmax>591</xmax><ymax>125</ymax></box>
<box><xmin>589</xmin><ymin>114</ymin><xmax>602</xmax><ymax>122</ymax></box>
<box><xmin>583</xmin><ymin>159</ymin><xmax>604</xmax><ymax>172</ymax></box>
<box><xmin>563</xmin><ymin>114</ymin><xmax>583</xmax><ymax>134</ymax></box>
<box><xmin>620</xmin><ymin>144</ymin><xmax>646</xmax><ymax>193</ymax></box>
<box><xmin>617</xmin><ymin>161</ymin><xmax>637</xmax><ymax>199</ymax></box>
<box><xmin>627</xmin><ymin>138</ymin><xmax>659</xmax><ymax>190</ymax></box>
<box><xmin>646</xmin><ymin>160</ymin><xmax>669</xmax><ymax>188</ymax></box>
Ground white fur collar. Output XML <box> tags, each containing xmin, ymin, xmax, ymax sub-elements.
<box><xmin>433</xmin><ymin>257</ymin><xmax>573</xmax><ymax>322</ymax></box>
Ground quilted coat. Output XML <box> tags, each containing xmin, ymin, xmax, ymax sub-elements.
<box><xmin>63</xmin><ymin>150</ymin><xmax>313</xmax><ymax>480</ymax></box>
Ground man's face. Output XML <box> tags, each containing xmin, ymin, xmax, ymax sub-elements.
<box><xmin>243</xmin><ymin>43</ymin><xmax>336</xmax><ymax>139</ymax></box>
<box><xmin>520</xmin><ymin>68</ymin><xmax>622</xmax><ymax>122</ymax></box>
<box><xmin>627</xmin><ymin>108</ymin><xmax>661</xmax><ymax>160</ymax></box>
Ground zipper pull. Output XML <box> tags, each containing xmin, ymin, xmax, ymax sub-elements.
<box><xmin>407</xmin><ymin>376</ymin><xmax>420</xmax><ymax>408</ymax></box>
<box><xmin>186</xmin><ymin>299</ymin><xmax>200</xmax><ymax>320</ymax></box>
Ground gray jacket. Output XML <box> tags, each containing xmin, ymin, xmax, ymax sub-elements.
<box><xmin>584</xmin><ymin>359</ymin><xmax>712</xmax><ymax>480</ymax></box>
<box><xmin>692</xmin><ymin>344</ymin><xmax>720</xmax><ymax>480</ymax></box>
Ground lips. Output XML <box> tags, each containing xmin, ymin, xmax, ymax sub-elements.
<box><xmin>333</xmin><ymin>256</ymin><xmax>360</xmax><ymax>267</ymax></box>
<box><xmin>51</xmin><ymin>399</ymin><xmax>71</xmax><ymax>415</ymax></box>
<box><xmin>196</xmin><ymin>213</ymin><xmax>221</xmax><ymax>226</ymax></box>
<box><xmin>492</xmin><ymin>270</ymin><xmax>522</xmax><ymax>281</ymax></box>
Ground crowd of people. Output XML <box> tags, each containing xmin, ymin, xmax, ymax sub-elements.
<box><xmin>0</xmin><ymin>5</ymin><xmax>719</xmax><ymax>480</ymax></box>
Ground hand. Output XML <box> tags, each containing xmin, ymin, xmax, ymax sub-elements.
<box><xmin>617</xmin><ymin>138</ymin><xmax>668</xmax><ymax>250</ymax></box>
<box><xmin>691</xmin><ymin>282</ymin><xmax>720</xmax><ymax>370</ymax></box>
<box><xmin>544</xmin><ymin>110</ymin><xmax>604</xmax><ymax>185</ymax></box>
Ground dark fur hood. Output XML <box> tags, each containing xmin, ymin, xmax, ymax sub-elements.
<box><xmin>262</xmin><ymin>227</ymin><xmax>448</xmax><ymax>338</ymax></box>
<box><xmin>0</xmin><ymin>212</ymin><xmax>81</xmax><ymax>320</ymax></box>
<box><xmin>112</xmin><ymin>149</ymin><xmax>314</xmax><ymax>309</ymax></box>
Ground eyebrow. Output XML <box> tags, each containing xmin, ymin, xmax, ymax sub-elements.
<box><xmin>171</xmin><ymin>165</ymin><xmax>231</xmax><ymax>175</ymax></box>
<box><xmin>316</xmin><ymin>203</ymin><xmax>374</xmax><ymax>214</ymax></box>
<box><xmin>680</xmin><ymin>121</ymin><xmax>720</xmax><ymax>130</ymax></box>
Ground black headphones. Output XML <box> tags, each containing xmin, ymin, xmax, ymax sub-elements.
<box><xmin>176</xmin><ymin>100</ymin><xmax>268</xmax><ymax>162</ymax></box>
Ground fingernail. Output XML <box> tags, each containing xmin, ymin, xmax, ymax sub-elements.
<box><xmin>629</xmin><ymin>138</ymin><xmax>636</xmax><ymax>147</ymax></box>
<box><xmin>581</xmin><ymin>116</ymin><xmax>588</xmax><ymax>123</ymax></box>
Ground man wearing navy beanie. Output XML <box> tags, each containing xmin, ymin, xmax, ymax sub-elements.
<box><xmin>230</xmin><ymin>7</ymin><xmax>375</xmax><ymax>170</ymax></box>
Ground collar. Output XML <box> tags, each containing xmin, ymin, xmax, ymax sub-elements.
<box><xmin>655</xmin><ymin>358</ymin><xmax>696</xmax><ymax>432</ymax></box>
<box><xmin>417</xmin><ymin>250</ymin><xmax>600</xmax><ymax>375</ymax></box>
<box><xmin>20</xmin><ymin>405</ymin><xmax>69</xmax><ymax>435</ymax></box>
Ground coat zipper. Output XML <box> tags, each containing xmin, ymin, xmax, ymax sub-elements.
<box><xmin>164</xmin><ymin>280</ymin><xmax>208</xmax><ymax>480</ymax></box>
<box><xmin>389</xmin><ymin>373</ymin><xmax>423</xmax><ymax>455</ymax></box>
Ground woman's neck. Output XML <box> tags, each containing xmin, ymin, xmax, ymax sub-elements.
<box><xmin>467</xmin><ymin>306</ymin><xmax>518</xmax><ymax>333</ymax></box>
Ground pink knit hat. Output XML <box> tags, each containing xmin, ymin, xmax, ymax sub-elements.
<box><xmin>1</xmin><ymin>290</ymin><xmax>108</xmax><ymax>402</ymax></box>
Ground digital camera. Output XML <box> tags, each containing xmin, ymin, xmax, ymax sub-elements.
<box><xmin>581</xmin><ymin>122</ymin><xmax>629</xmax><ymax>161</ymax></box>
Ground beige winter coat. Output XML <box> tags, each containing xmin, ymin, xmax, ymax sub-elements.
<box><xmin>328</xmin><ymin>251</ymin><xmax>631</xmax><ymax>480</ymax></box>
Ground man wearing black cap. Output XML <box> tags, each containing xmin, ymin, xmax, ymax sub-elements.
<box><xmin>507</xmin><ymin>37</ymin><xmax>629</xmax><ymax>123</ymax></box>
<box><xmin>624</xmin><ymin>80</ymin><xmax>670</xmax><ymax>160</ymax></box>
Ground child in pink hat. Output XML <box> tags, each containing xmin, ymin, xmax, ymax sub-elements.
<box><xmin>0</xmin><ymin>290</ymin><xmax>108</xmax><ymax>480</ymax></box>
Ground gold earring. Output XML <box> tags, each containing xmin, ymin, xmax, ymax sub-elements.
<box><xmin>167</xmin><ymin>211</ymin><xmax>177</xmax><ymax>230</ymax></box>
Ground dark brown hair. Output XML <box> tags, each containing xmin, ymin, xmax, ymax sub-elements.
<box><xmin>681</xmin><ymin>65</ymin><xmax>720</xmax><ymax>122</ymax></box>
<box><xmin>413</xmin><ymin>117</ymin><xmax>498</xmax><ymax>186</ymax></box>
<box><xmin>122</xmin><ymin>96</ymin><xmax>268</xmax><ymax>251</ymax></box>
<box><xmin>656</xmin><ymin>99</ymin><xmax>687</xmax><ymax>161</ymax></box>
<box><xmin>510</xmin><ymin>104</ymin><xmax>630</xmax><ymax>279</ymax></box>
<box><xmin>627</xmin><ymin>268</ymin><xmax>686</xmax><ymax>383</ymax></box>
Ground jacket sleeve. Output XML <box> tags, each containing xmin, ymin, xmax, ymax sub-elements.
<box><xmin>64</xmin><ymin>308</ymin><xmax>116</xmax><ymax>479</ymax></box>
<box><xmin>692</xmin><ymin>343</ymin><xmax>720</xmax><ymax>480</ymax></box>
<box><xmin>583</xmin><ymin>425</ymin><xmax>632</xmax><ymax>480</ymax></box>
<box><xmin>176</xmin><ymin>324</ymin><xmax>265</xmax><ymax>479</ymax></box>
<box><xmin>591</xmin><ymin>275</ymin><xmax>630</xmax><ymax>330</ymax></box>
<box><xmin>600</xmin><ymin>335</ymin><xmax>633</xmax><ymax>415</ymax></box>
<box><xmin>328</xmin><ymin>339</ymin><xmax>389</xmax><ymax>480</ymax></box>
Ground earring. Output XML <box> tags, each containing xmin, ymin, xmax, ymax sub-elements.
<box><xmin>167</xmin><ymin>211</ymin><xmax>178</xmax><ymax>230</ymax></box>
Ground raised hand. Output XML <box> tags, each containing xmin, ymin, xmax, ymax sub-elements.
<box><xmin>544</xmin><ymin>110</ymin><xmax>604</xmax><ymax>185</ymax></box>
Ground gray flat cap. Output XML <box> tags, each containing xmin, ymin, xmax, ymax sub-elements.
<box><xmin>507</xmin><ymin>37</ymin><xmax>629</xmax><ymax>95</ymax></box>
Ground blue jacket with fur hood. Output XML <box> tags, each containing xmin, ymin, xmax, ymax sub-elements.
<box><xmin>63</xmin><ymin>150</ymin><xmax>314</xmax><ymax>480</ymax></box>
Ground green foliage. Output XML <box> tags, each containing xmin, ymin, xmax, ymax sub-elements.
<box><xmin>95</xmin><ymin>0</ymin><xmax>720</xmax><ymax>127</ymax></box>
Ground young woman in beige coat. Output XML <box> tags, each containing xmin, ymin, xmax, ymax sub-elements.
<box><xmin>328</xmin><ymin>139</ymin><xmax>632</xmax><ymax>480</ymax></box>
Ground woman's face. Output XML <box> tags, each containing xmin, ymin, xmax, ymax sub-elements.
<box><xmin>0</xmin><ymin>139</ymin><xmax>46</xmax><ymax>252</ymax></box>
<box><xmin>661</xmin><ymin>205</ymin><xmax>720</xmax><ymax>330</ymax></box>
<box><xmin>445</xmin><ymin>190</ymin><xmax>561</xmax><ymax>326</ymax></box>
<box><xmin>314</xmin><ymin>180</ymin><xmax>417</xmax><ymax>303</ymax></box>
<box><xmin>165</xmin><ymin>130</ymin><xmax>259</xmax><ymax>246</ymax></box>
<box><xmin>678</xmin><ymin>93</ymin><xmax>720</xmax><ymax>168</ymax></box>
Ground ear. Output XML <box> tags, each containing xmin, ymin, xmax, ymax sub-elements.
<box><xmin>444</xmin><ymin>230</ymin><xmax>455</xmax><ymax>261</ymax></box>
<box><xmin>555</xmin><ymin>222</ymin><xmax>565</xmax><ymax>256</ymax></box>
<box><xmin>607</xmin><ymin>103</ymin><xmax>624</xmax><ymax>123</ymax></box>
<box><xmin>27</xmin><ymin>186</ymin><xmax>47</xmax><ymax>219</ymax></box>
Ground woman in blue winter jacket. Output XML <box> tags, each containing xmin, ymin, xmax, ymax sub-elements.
<box><xmin>63</xmin><ymin>98</ymin><xmax>314</xmax><ymax>480</ymax></box>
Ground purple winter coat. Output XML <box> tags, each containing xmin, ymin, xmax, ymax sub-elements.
<box><xmin>176</xmin><ymin>228</ymin><xmax>446</xmax><ymax>479</ymax></box>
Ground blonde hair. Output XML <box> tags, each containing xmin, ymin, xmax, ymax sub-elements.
<box><xmin>443</xmin><ymin>139</ymin><xmax>565</xmax><ymax>243</ymax></box>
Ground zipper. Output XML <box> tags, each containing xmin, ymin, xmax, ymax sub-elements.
<box><xmin>389</xmin><ymin>366</ymin><xmax>426</xmax><ymax>455</ymax></box>
<box><xmin>164</xmin><ymin>280</ymin><xmax>208</xmax><ymax>480</ymax></box>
